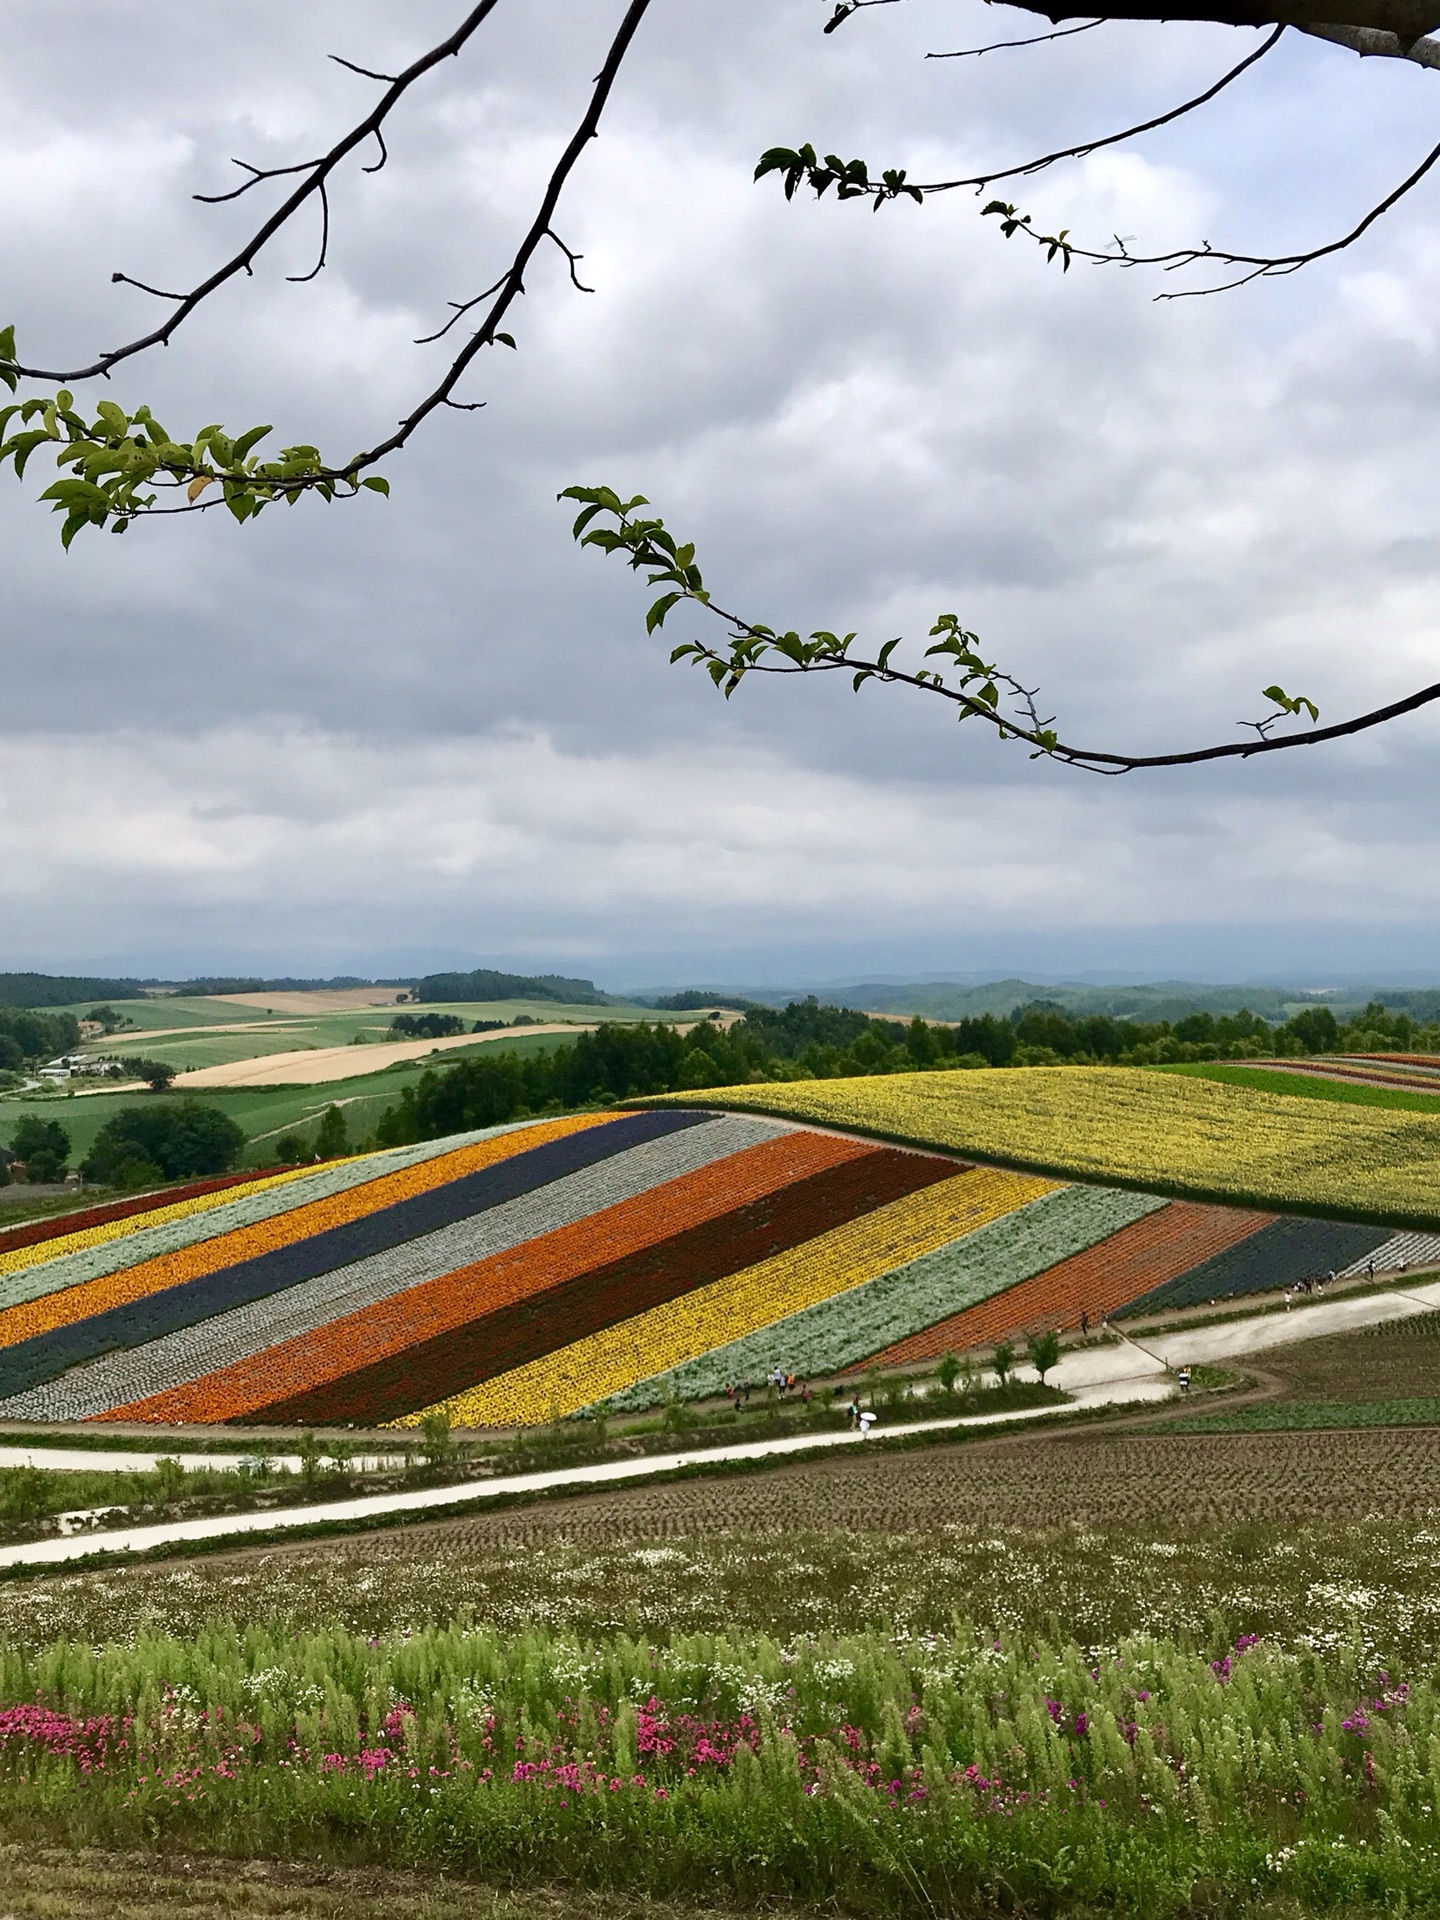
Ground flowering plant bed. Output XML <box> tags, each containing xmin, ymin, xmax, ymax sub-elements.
<box><xmin>0</xmin><ymin>1615</ymin><xmax>1437</xmax><ymax>1917</ymax></box>
<box><xmin>639</xmin><ymin>1067</ymin><xmax>1440</xmax><ymax>1226</ymax></box>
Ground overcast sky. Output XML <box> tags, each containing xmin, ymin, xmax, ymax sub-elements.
<box><xmin>4</xmin><ymin>0</ymin><xmax>1440</xmax><ymax>989</ymax></box>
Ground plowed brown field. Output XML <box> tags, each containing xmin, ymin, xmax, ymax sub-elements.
<box><xmin>867</xmin><ymin>1200</ymin><xmax>1273</xmax><ymax>1364</ymax></box>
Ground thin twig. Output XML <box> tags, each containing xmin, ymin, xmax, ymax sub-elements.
<box><xmin>413</xmin><ymin>273</ymin><xmax>512</xmax><ymax>345</ymax></box>
<box><xmin>109</xmin><ymin>273</ymin><xmax>187</xmax><ymax>301</ymax></box>
<box><xmin>926</xmin><ymin>19</ymin><xmax>1105</xmax><ymax>59</ymax></box>
<box><xmin>286</xmin><ymin>180</ymin><xmax>330</xmax><ymax>283</ymax></box>
<box><xmin>547</xmin><ymin>229</ymin><xmax>596</xmax><ymax>292</ymax></box>
<box><xmin>195</xmin><ymin>156</ymin><xmax>322</xmax><ymax>207</ymax></box>
<box><xmin>329</xmin><ymin>54</ymin><xmax>401</xmax><ymax>83</ymax></box>
<box><xmin>911</xmin><ymin>26</ymin><xmax>1284</xmax><ymax>190</ymax></box>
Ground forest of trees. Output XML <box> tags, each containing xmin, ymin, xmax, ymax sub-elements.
<box><xmin>0</xmin><ymin>1007</ymin><xmax>80</xmax><ymax>1074</ymax></box>
<box><xmin>367</xmin><ymin>995</ymin><xmax>1424</xmax><ymax>1147</ymax></box>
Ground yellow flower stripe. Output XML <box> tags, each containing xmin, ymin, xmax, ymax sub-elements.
<box><xmin>0</xmin><ymin>1162</ymin><xmax>327</xmax><ymax>1280</ymax></box>
<box><xmin>400</xmin><ymin>1164</ymin><xmax>1055</xmax><ymax>1428</ymax></box>
<box><xmin>638</xmin><ymin>1067</ymin><xmax>1440</xmax><ymax>1227</ymax></box>
<box><xmin>0</xmin><ymin>1112</ymin><xmax>615</xmax><ymax>1350</ymax></box>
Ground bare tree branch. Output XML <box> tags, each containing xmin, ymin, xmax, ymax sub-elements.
<box><xmin>1298</xmin><ymin>20</ymin><xmax>1440</xmax><ymax>65</ymax></box>
<box><xmin>973</xmin><ymin>118</ymin><xmax>1440</xmax><ymax>294</ymax></box>
<box><xmin>354</xmin><ymin>0</ymin><xmax>654</xmax><ymax>473</ymax></box>
<box><xmin>8</xmin><ymin>0</ymin><xmax>511</xmax><ymax>384</ymax></box>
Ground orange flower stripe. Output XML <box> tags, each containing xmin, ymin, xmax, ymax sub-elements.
<box><xmin>0</xmin><ymin>1113</ymin><xmax>613</xmax><ymax>1350</ymax></box>
<box><xmin>107</xmin><ymin>1128</ymin><xmax>873</xmax><ymax>1425</ymax></box>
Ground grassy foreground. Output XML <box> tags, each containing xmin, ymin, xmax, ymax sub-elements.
<box><xmin>640</xmin><ymin>1065</ymin><xmax>1440</xmax><ymax>1225</ymax></box>
<box><xmin>0</xmin><ymin>1613</ymin><xmax>1435</xmax><ymax>1917</ymax></box>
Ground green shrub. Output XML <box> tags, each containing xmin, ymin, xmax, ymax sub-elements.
<box><xmin>81</xmin><ymin>1100</ymin><xmax>245</xmax><ymax>1183</ymax></box>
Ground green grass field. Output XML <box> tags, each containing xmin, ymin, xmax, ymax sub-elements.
<box><xmin>66</xmin><ymin>997</ymin><xmax>666</xmax><ymax>1074</ymax></box>
<box><xmin>0</xmin><ymin>1032</ymin><xmax>573</xmax><ymax>1167</ymax></box>
<box><xmin>72</xmin><ymin>998</ymin><xmax>648</xmax><ymax>1075</ymax></box>
<box><xmin>51</xmin><ymin>995</ymin><xmax>276</xmax><ymax>1029</ymax></box>
<box><xmin>1157</xmin><ymin>1059</ymin><xmax>1440</xmax><ymax>1111</ymax></box>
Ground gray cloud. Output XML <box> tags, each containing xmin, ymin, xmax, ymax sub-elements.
<box><xmin>3</xmin><ymin>1</ymin><xmax>1440</xmax><ymax>978</ymax></box>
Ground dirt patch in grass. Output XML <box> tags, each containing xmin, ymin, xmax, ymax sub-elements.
<box><xmin>0</xmin><ymin>1844</ymin><xmax>753</xmax><ymax>1920</ymax></box>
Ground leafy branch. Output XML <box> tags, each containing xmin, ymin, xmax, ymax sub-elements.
<box><xmin>0</xmin><ymin>332</ymin><xmax>385</xmax><ymax>546</ymax></box>
<box><xmin>560</xmin><ymin>485</ymin><xmax>1440</xmax><ymax>774</ymax></box>
<box><xmin>755</xmin><ymin>21</ymin><xmax>1440</xmax><ymax>296</ymax></box>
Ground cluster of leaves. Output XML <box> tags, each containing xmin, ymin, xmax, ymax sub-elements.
<box><xmin>754</xmin><ymin>142</ymin><xmax>923</xmax><ymax>207</ymax></box>
<box><xmin>0</xmin><ymin>326</ymin><xmax>386</xmax><ymax>548</ymax></box>
<box><xmin>981</xmin><ymin>199</ymin><xmax>1075</xmax><ymax>269</ymax></box>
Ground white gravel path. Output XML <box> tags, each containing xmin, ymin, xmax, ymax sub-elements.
<box><xmin>1</xmin><ymin>1275</ymin><xmax>1437</xmax><ymax>1570</ymax></box>
<box><xmin>0</xmin><ymin>1389</ymin><xmax>1150</xmax><ymax>1571</ymax></box>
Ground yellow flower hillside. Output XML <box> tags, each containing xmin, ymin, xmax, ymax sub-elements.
<box><xmin>641</xmin><ymin>1067</ymin><xmax>1440</xmax><ymax>1227</ymax></box>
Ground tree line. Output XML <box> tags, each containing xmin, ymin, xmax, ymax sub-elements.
<box><xmin>367</xmin><ymin>995</ymin><xmax>1410</xmax><ymax>1147</ymax></box>
<box><xmin>2</xmin><ymin>995</ymin><xmax>1428</xmax><ymax>1190</ymax></box>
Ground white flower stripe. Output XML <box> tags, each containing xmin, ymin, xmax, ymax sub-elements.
<box><xmin>1340</xmin><ymin>1230</ymin><xmax>1440</xmax><ymax>1275</ymax></box>
<box><xmin>601</xmin><ymin>1183</ymin><xmax>1166</xmax><ymax>1408</ymax></box>
<box><xmin>7</xmin><ymin>1116</ymin><xmax>788</xmax><ymax>1421</ymax></box>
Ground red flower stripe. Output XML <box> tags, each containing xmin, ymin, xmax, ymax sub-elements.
<box><xmin>0</xmin><ymin>1172</ymin><xmax>270</xmax><ymax>1258</ymax></box>
<box><xmin>239</xmin><ymin>1146</ymin><xmax>959</xmax><ymax>1426</ymax></box>
<box><xmin>107</xmin><ymin>1129</ymin><xmax>889</xmax><ymax>1425</ymax></box>
<box><xmin>0</xmin><ymin>1114</ymin><xmax>613</xmax><ymax>1352</ymax></box>
<box><xmin>866</xmin><ymin>1199</ymin><xmax>1274</xmax><ymax>1364</ymax></box>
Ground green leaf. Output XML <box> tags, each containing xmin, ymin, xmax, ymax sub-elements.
<box><xmin>361</xmin><ymin>475</ymin><xmax>390</xmax><ymax>495</ymax></box>
<box><xmin>494</xmin><ymin>332</ymin><xmax>517</xmax><ymax>349</ymax></box>
<box><xmin>755</xmin><ymin>146</ymin><xmax>801</xmax><ymax>181</ymax></box>
<box><xmin>232</xmin><ymin>424</ymin><xmax>274</xmax><ymax>462</ymax></box>
<box><xmin>646</xmin><ymin>592</ymin><xmax>683</xmax><ymax>633</ymax></box>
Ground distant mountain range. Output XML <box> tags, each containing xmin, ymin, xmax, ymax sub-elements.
<box><xmin>10</xmin><ymin>965</ymin><xmax>1440</xmax><ymax>1024</ymax></box>
<box><xmin>624</xmin><ymin>974</ymin><xmax>1440</xmax><ymax>1023</ymax></box>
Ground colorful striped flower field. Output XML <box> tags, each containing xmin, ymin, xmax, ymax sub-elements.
<box><xmin>0</xmin><ymin>1094</ymin><xmax>1423</xmax><ymax>1431</ymax></box>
